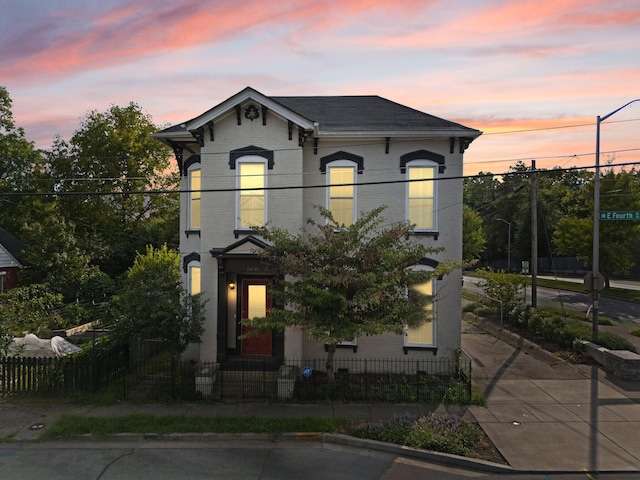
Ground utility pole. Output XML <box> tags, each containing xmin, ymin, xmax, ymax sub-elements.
<box><xmin>531</xmin><ymin>160</ymin><xmax>537</xmax><ymax>308</ymax></box>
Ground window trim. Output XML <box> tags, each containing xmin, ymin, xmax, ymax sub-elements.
<box><xmin>236</xmin><ymin>156</ymin><xmax>268</xmax><ymax>230</ymax></box>
<box><xmin>326</xmin><ymin>159</ymin><xmax>358</xmax><ymax>227</ymax></box>
<box><xmin>405</xmin><ymin>160</ymin><xmax>438</xmax><ymax>232</ymax></box>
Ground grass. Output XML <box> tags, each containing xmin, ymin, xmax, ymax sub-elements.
<box><xmin>39</xmin><ymin>411</ymin><xmax>502</xmax><ymax>463</ymax></box>
<box><xmin>41</xmin><ymin>414</ymin><xmax>349</xmax><ymax>439</ymax></box>
<box><xmin>630</xmin><ymin>329</ymin><xmax>640</xmax><ymax>338</ymax></box>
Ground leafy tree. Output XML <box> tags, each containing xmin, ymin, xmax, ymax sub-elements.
<box><xmin>0</xmin><ymin>284</ymin><xmax>65</xmax><ymax>336</ymax></box>
<box><xmin>110</xmin><ymin>245</ymin><xmax>205</xmax><ymax>355</ymax></box>
<box><xmin>553</xmin><ymin>168</ymin><xmax>640</xmax><ymax>286</ymax></box>
<box><xmin>46</xmin><ymin>103</ymin><xmax>178</xmax><ymax>277</ymax></box>
<box><xmin>0</xmin><ymin>86</ymin><xmax>50</xmax><ymax>234</ymax></box>
<box><xmin>462</xmin><ymin>205</ymin><xmax>486</xmax><ymax>263</ymax></box>
<box><xmin>17</xmin><ymin>202</ymin><xmax>91</xmax><ymax>295</ymax></box>
<box><xmin>254</xmin><ymin>206</ymin><xmax>457</xmax><ymax>383</ymax></box>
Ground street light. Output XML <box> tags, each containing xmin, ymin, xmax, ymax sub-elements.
<box><xmin>497</xmin><ymin>218</ymin><xmax>511</xmax><ymax>272</ymax></box>
<box><xmin>592</xmin><ymin>99</ymin><xmax>640</xmax><ymax>340</ymax></box>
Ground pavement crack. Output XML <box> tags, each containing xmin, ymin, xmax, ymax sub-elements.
<box><xmin>96</xmin><ymin>449</ymin><xmax>135</xmax><ymax>480</ymax></box>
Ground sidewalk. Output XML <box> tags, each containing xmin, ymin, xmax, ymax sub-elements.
<box><xmin>463</xmin><ymin>313</ymin><xmax>640</xmax><ymax>472</ymax></box>
<box><xmin>1</xmin><ymin>316</ymin><xmax>639</xmax><ymax>474</ymax></box>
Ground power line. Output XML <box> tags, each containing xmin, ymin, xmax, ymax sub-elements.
<box><xmin>3</xmin><ymin>161</ymin><xmax>640</xmax><ymax>198</ymax></box>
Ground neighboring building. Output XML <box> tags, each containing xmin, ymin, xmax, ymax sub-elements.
<box><xmin>153</xmin><ymin>87</ymin><xmax>481</xmax><ymax>366</ymax></box>
<box><xmin>0</xmin><ymin>227</ymin><xmax>23</xmax><ymax>292</ymax></box>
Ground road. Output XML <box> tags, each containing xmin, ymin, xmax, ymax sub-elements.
<box><xmin>1</xmin><ymin>439</ymin><xmax>638</xmax><ymax>480</ymax></box>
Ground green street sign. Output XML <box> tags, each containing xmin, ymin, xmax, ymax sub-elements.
<box><xmin>599</xmin><ymin>211</ymin><xmax>640</xmax><ymax>221</ymax></box>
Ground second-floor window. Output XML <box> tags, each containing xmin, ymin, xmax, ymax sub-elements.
<box><xmin>237</xmin><ymin>160</ymin><xmax>266</xmax><ymax>229</ymax></box>
<box><xmin>327</xmin><ymin>161</ymin><xmax>356</xmax><ymax>226</ymax></box>
<box><xmin>188</xmin><ymin>167</ymin><xmax>201</xmax><ymax>230</ymax></box>
<box><xmin>406</xmin><ymin>162</ymin><xmax>437</xmax><ymax>231</ymax></box>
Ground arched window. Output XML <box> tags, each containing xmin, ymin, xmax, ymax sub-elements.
<box><xmin>405</xmin><ymin>160</ymin><xmax>438</xmax><ymax>231</ymax></box>
<box><xmin>187</xmin><ymin>165</ymin><xmax>201</xmax><ymax>231</ymax></box>
<box><xmin>404</xmin><ymin>264</ymin><xmax>436</xmax><ymax>349</ymax></box>
<box><xmin>236</xmin><ymin>156</ymin><xmax>267</xmax><ymax>229</ymax></box>
<box><xmin>187</xmin><ymin>260</ymin><xmax>201</xmax><ymax>296</ymax></box>
<box><xmin>326</xmin><ymin>159</ymin><xmax>358</xmax><ymax>226</ymax></box>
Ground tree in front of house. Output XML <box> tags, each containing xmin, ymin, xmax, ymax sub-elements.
<box><xmin>253</xmin><ymin>206</ymin><xmax>457</xmax><ymax>383</ymax></box>
<box><xmin>110</xmin><ymin>244</ymin><xmax>205</xmax><ymax>355</ymax></box>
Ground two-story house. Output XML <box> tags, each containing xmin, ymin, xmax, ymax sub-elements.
<box><xmin>153</xmin><ymin>87</ymin><xmax>481</xmax><ymax>367</ymax></box>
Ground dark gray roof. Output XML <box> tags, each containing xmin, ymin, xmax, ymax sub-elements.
<box><xmin>0</xmin><ymin>227</ymin><xmax>23</xmax><ymax>259</ymax></box>
<box><xmin>154</xmin><ymin>89</ymin><xmax>481</xmax><ymax>138</ymax></box>
<box><xmin>272</xmin><ymin>95</ymin><xmax>479</xmax><ymax>134</ymax></box>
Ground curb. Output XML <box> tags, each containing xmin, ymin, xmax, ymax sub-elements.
<box><xmin>45</xmin><ymin>432</ymin><xmax>513</xmax><ymax>473</ymax></box>
<box><xmin>323</xmin><ymin>433</ymin><xmax>513</xmax><ymax>473</ymax></box>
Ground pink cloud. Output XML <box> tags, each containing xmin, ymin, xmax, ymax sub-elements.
<box><xmin>0</xmin><ymin>0</ymin><xmax>435</xmax><ymax>84</ymax></box>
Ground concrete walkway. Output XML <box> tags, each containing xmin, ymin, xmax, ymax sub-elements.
<box><xmin>463</xmin><ymin>313</ymin><xmax>640</xmax><ymax>472</ymax></box>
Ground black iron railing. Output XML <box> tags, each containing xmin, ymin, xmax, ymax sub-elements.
<box><xmin>1</xmin><ymin>351</ymin><xmax>472</xmax><ymax>404</ymax></box>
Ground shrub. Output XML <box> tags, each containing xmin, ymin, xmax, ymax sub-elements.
<box><xmin>353</xmin><ymin>412</ymin><xmax>417</xmax><ymax>444</ymax></box>
<box><xmin>595</xmin><ymin>332</ymin><xmax>636</xmax><ymax>352</ymax></box>
<box><xmin>475</xmin><ymin>268</ymin><xmax>528</xmax><ymax>323</ymax></box>
<box><xmin>353</xmin><ymin>411</ymin><xmax>483</xmax><ymax>457</ymax></box>
<box><xmin>405</xmin><ymin>413</ymin><xmax>482</xmax><ymax>456</ymax></box>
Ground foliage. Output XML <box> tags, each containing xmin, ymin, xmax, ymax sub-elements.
<box><xmin>630</xmin><ymin>329</ymin><xmax>640</xmax><ymax>338</ymax></box>
<box><xmin>110</xmin><ymin>245</ymin><xmax>205</xmax><ymax>354</ymax></box>
<box><xmin>0</xmin><ymin>284</ymin><xmax>64</xmax><ymax>335</ymax></box>
<box><xmin>475</xmin><ymin>268</ymin><xmax>528</xmax><ymax>323</ymax></box>
<box><xmin>255</xmin><ymin>205</ymin><xmax>457</xmax><ymax>382</ymax></box>
<box><xmin>353</xmin><ymin>412</ymin><xmax>483</xmax><ymax>457</ymax></box>
<box><xmin>45</xmin><ymin>102</ymin><xmax>178</xmax><ymax>277</ymax></box>
<box><xmin>354</xmin><ymin>412</ymin><xmax>416</xmax><ymax>444</ymax></box>
<box><xmin>0</xmin><ymin>86</ymin><xmax>49</xmax><ymax>234</ymax></box>
<box><xmin>406</xmin><ymin>413</ymin><xmax>482</xmax><ymax>456</ymax></box>
<box><xmin>462</xmin><ymin>205</ymin><xmax>486</xmax><ymax>262</ymax></box>
<box><xmin>293</xmin><ymin>371</ymin><xmax>472</xmax><ymax>404</ymax></box>
<box><xmin>17</xmin><ymin>204</ymin><xmax>91</xmax><ymax>297</ymax></box>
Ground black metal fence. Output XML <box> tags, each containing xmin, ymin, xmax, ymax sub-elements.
<box><xmin>1</xmin><ymin>351</ymin><xmax>472</xmax><ymax>404</ymax></box>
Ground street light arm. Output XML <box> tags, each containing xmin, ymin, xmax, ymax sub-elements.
<box><xmin>600</xmin><ymin>99</ymin><xmax>640</xmax><ymax>123</ymax></box>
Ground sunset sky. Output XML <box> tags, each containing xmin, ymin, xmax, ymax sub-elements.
<box><xmin>1</xmin><ymin>0</ymin><xmax>639</xmax><ymax>176</ymax></box>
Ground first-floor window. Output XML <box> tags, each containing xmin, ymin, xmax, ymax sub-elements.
<box><xmin>188</xmin><ymin>262</ymin><xmax>201</xmax><ymax>296</ymax></box>
<box><xmin>405</xmin><ymin>277</ymin><xmax>435</xmax><ymax>347</ymax></box>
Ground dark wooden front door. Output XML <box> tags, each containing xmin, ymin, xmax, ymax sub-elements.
<box><xmin>240</xmin><ymin>279</ymin><xmax>272</xmax><ymax>356</ymax></box>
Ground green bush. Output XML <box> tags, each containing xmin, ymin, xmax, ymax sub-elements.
<box><xmin>595</xmin><ymin>332</ymin><xmax>636</xmax><ymax>352</ymax></box>
<box><xmin>406</xmin><ymin>413</ymin><xmax>482</xmax><ymax>456</ymax></box>
<box><xmin>353</xmin><ymin>412</ymin><xmax>416</xmax><ymax>444</ymax></box>
<box><xmin>353</xmin><ymin>412</ymin><xmax>483</xmax><ymax>457</ymax></box>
